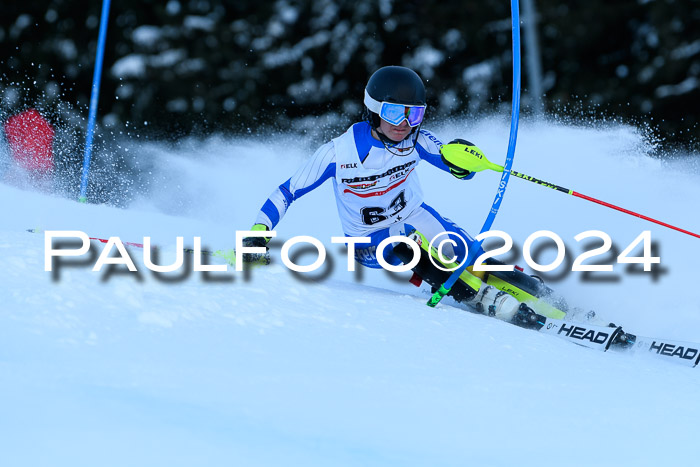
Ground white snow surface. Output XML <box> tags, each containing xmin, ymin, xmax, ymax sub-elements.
<box><xmin>1</xmin><ymin>117</ymin><xmax>700</xmax><ymax>466</ymax></box>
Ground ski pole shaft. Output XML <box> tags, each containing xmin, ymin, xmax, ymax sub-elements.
<box><xmin>449</xmin><ymin>148</ymin><xmax>700</xmax><ymax>239</ymax></box>
<box><xmin>26</xmin><ymin>228</ymin><xmax>230</xmax><ymax>257</ymax></box>
<box><xmin>87</xmin><ymin>235</ymin><xmax>219</xmax><ymax>256</ymax></box>
<box><xmin>573</xmin><ymin>191</ymin><xmax>700</xmax><ymax>238</ymax></box>
<box><xmin>509</xmin><ymin>170</ymin><xmax>572</xmax><ymax>194</ymax></box>
<box><xmin>507</xmin><ymin>170</ymin><xmax>700</xmax><ymax>239</ymax></box>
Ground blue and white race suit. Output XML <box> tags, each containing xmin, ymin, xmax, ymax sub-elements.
<box><xmin>255</xmin><ymin>121</ymin><xmax>481</xmax><ymax>268</ymax></box>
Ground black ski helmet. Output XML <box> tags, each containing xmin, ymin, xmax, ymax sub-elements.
<box><xmin>363</xmin><ymin>66</ymin><xmax>426</xmax><ymax>129</ymax></box>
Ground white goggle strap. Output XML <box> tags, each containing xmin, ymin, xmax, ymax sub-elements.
<box><xmin>364</xmin><ymin>89</ymin><xmax>383</xmax><ymax>114</ymax></box>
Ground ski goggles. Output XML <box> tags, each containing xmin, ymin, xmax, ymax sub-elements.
<box><xmin>364</xmin><ymin>89</ymin><xmax>426</xmax><ymax>127</ymax></box>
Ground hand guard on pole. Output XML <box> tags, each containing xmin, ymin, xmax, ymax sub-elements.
<box><xmin>440</xmin><ymin>139</ymin><xmax>491</xmax><ymax>178</ymax></box>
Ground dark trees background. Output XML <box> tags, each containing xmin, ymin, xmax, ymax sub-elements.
<box><xmin>2</xmin><ymin>0</ymin><xmax>700</xmax><ymax>147</ymax></box>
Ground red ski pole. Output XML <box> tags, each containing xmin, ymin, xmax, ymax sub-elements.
<box><xmin>440</xmin><ymin>142</ymin><xmax>700</xmax><ymax>239</ymax></box>
<box><xmin>508</xmin><ymin>170</ymin><xmax>700</xmax><ymax>239</ymax></box>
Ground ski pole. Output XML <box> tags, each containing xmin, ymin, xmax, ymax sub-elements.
<box><xmin>440</xmin><ymin>150</ymin><xmax>700</xmax><ymax>239</ymax></box>
<box><xmin>26</xmin><ymin>228</ymin><xmax>237</xmax><ymax>263</ymax></box>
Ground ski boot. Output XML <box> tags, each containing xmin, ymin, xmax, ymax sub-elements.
<box><xmin>468</xmin><ymin>287</ymin><xmax>548</xmax><ymax>330</ymax></box>
<box><xmin>512</xmin><ymin>303</ymin><xmax>547</xmax><ymax>330</ymax></box>
<box><xmin>393</xmin><ymin>229</ymin><xmax>569</xmax><ymax>320</ymax></box>
<box><xmin>468</xmin><ymin>285</ymin><xmax>520</xmax><ymax>321</ymax></box>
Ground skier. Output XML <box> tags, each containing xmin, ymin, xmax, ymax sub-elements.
<box><xmin>243</xmin><ymin>66</ymin><xmax>562</xmax><ymax>326</ymax></box>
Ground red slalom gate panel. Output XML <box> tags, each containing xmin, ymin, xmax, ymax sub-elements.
<box><xmin>3</xmin><ymin>109</ymin><xmax>55</xmax><ymax>173</ymax></box>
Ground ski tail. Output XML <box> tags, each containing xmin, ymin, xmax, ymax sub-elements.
<box><xmin>630</xmin><ymin>335</ymin><xmax>700</xmax><ymax>368</ymax></box>
<box><xmin>536</xmin><ymin>316</ymin><xmax>700</xmax><ymax>368</ymax></box>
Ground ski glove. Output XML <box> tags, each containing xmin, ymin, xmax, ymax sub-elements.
<box><xmin>450</xmin><ymin>167</ymin><xmax>471</xmax><ymax>179</ymax></box>
<box><xmin>440</xmin><ymin>139</ymin><xmax>486</xmax><ymax>179</ymax></box>
<box><xmin>241</xmin><ymin>223</ymin><xmax>271</xmax><ymax>264</ymax></box>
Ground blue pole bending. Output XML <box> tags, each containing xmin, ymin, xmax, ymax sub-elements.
<box><xmin>428</xmin><ymin>0</ymin><xmax>522</xmax><ymax>306</ymax></box>
<box><xmin>79</xmin><ymin>0</ymin><xmax>111</xmax><ymax>203</ymax></box>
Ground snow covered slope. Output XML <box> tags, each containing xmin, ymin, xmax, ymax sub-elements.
<box><xmin>1</xmin><ymin>117</ymin><xmax>699</xmax><ymax>466</ymax></box>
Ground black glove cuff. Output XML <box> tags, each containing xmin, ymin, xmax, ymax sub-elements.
<box><xmin>450</xmin><ymin>167</ymin><xmax>471</xmax><ymax>179</ymax></box>
<box><xmin>447</xmin><ymin>138</ymin><xmax>474</xmax><ymax>146</ymax></box>
<box><xmin>242</xmin><ymin>236</ymin><xmax>268</xmax><ymax>249</ymax></box>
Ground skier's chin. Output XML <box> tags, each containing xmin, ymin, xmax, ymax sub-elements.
<box><xmin>380</xmin><ymin>129</ymin><xmax>410</xmax><ymax>144</ymax></box>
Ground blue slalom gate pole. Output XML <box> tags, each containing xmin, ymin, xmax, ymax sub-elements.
<box><xmin>79</xmin><ymin>0</ymin><xmax>111</xmax><ymax>203</ymax></box>
<box><xmin>428</xmin><ymin>0</ymin><xmax>522</xmax><ymax>307</ymax></box>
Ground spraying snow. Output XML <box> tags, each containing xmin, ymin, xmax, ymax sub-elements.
<box><xmin>1</xmin><ymin>116</ymin><xmax>699</xmax><ymax>466</ymax></box>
